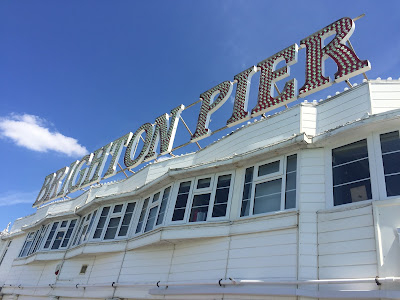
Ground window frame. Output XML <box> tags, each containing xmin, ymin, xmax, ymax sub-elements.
<box><xmin>239</xmin><ymin>154</ymin><xmax>297</xmax><ymax>218</ymax></box>
<box><xmin>326</xmin><ymin>135</ymin><xmax>378</xmax><ymax>208</ymax></box>
<box><xmin>42</xmin><ymin>218</ymin><xmax>78</xmax><ymax>251</ymax></box>
<box><xmin>91</xmin><ymin>201</ymin><xmax>137</xmax><ymax>241</ymax></box>
<box><xmin>135</xmin><ymin>186</ymin><xmax>172</xmax><ymax>235</ymax></box>
<box><xmin>372</xmin><ymin>128</ymin><xmax>400</xmax><ymax>200</ymax></box>
<box><xmin>170</xmin><ymin>172</ymin><xmax>235</xmax><ymax>224</ymax></box>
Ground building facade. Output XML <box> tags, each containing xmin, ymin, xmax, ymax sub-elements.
<box><xmin>0</xmin><ymin>79</ymin><xmax>400</xmax><ymax>300</ymax></box>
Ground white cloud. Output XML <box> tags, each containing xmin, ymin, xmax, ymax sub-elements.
<box><xmin>0</xmin><ymin>114</ymin><xmax>88</xmax><ymax>157</ymax></box>
<box><xmin>0</xmin><ymin>190</ymin><xmax>38</xmax><ymax>207</ymax></box>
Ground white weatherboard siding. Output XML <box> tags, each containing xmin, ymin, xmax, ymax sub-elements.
<box><xmin>1</xmin><ymin>80</ymin><xmax>400</xmax><ymax>299</ymax></box>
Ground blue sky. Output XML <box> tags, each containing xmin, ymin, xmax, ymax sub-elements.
<box><xmin>0</xmin><ymin>1</ymin><xmax>399</xmax><ymax>231</ymax></box>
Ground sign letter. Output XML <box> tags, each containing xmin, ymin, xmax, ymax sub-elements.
<box><xmin>191</xmin><ymin>81</ymin><xmax>233</xmax><ymax>142</ymax></box>
<box><xmin>299</xmin><ymin>17</ymin><xmax>371</xmax><ymax>97</ymax></box>
<box><xmin>251</xmin><ymin>44</ymin><xmax>298</xmax><ymax>117</ymax></box>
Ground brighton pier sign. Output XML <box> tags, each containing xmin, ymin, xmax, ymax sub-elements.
<box><xmin>34</xmin><ymin>17</ymin><xmax>371</xmax><ymax>207</ymax></box>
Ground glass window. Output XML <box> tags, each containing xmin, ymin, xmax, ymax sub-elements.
<box><xmin>240</xmin><ymin>155</ymin><xmax>297</xmax><ymax>217</ymax></box>
<box><xmin>118</xmin><ymin>203</ymin><xmax>136</xmax><ymax>237</ymax></box>
<box><xmin>190</xmin><ymin>194</ymin><xmax>211</xmax><ymax>222</ymax></box>
<box><xmin>172</xmin><ymin>182</ymin><xmax>191</xmax><ymax>221</ymax></box>
<box><xmin>197</xmin><ymin>178</ymin><xmax>211</xmax><ymax>189</ymax></box>
<box><xmin>173</xmin><ymin>173</ymin><xmax>233</xmax><ymax>223</ymax></box>
<box><xmin>141</xmin><ymin>186</ymin><xmax>171</xmax><ymax>233</ymax></box>
<box><xmin>136</xmin><ymin>198</ymin><xmax>149</xmax><ymax>234</ymax></box>
<box><xmin>93</xmin><ymin>202</ymin><xmax>136</xmax><ymax>240</ymax></box>
<box><xmin>0</xmin><ymin>240</ymin><xmax>12</xmax><ymax>264</ymax></box>
<box><xmin>332</xmin><ymin>140</ymin><xmax>371</xmax><ymax>206</ymax></box>
<box><xmin>72</xmin><ymin>211</ymin><xmax>98</xmax><ymax>247</ymax></box>
<box><xmin>285</xmin><ymin>155</ymin><xmax>297</xmax><ymax>209</ymax></box>
<box><xmin>240</xmin><ymin>167</ymin><xmax>254</xmax><ymax>217</ymax></box>
<box><xmin>45</xmin><ymin>219</ymin><xmax>77</xmax><ymax>250</ymax></box>
<box><xmin>19</xmin><ymin>231</ymin><xmax>36</xmax><ymax>257</ymax></box>
<box><xmin>93</xmin><ymin>207</ymin><xmax>110</xmax><ymax>239</ymax></box>
<box><xmin>212</xmin><ymin>175</ymin><xmax>231</xmax><ymax>217</ymax></box>
<box><xmin>380</xmin><ymin>131</ymin><xmax>400</xmax><ymax>197</ymax></box>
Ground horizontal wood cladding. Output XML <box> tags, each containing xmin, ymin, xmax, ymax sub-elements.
<box><xmin>370</xmin><ymin>81</ymin><xmax>400</xmax><ymax>114</ymax></box>
<box><xmin>316</xmin><ymin>84</ymin><xmax>371</xmax><ymax>134</ymax></box>
<box><xmin>318</xmin><ymin>204</ymin><xmax>377</xmax><ymax>279</ymax></box>
<box><xmin>194</xmin><ymin>107</ymin><xmax>301</xmax><ymax>165</ymax></box>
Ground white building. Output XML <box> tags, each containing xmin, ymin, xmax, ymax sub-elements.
<box><xmin>1</xmin><ymin>79</ymin><xmax>400</xmax><ymax>300</ymax></box>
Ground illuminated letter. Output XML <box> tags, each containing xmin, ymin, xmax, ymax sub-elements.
<box><xmin>102</xmin><ymin>133</ymin><xmax>132</xmax><ymax>179</ymax></box>
<box><xmin>68</xmin><ymin>154</ymin><xmax>93</xmax><ymax>194</ymax></box>
<box><xmin>47</xmin><ymin>166</ymin><xmax>69</xmax><ymax>200</ymax></box>
<box><xmin>57</xmin><ymin>161</ymin><xmax>79</xmax><ymax>198</ymax></box>
<box><xmin>191</xmin><ymin>81</ymin><xmax>233</xmax><ymax>142</ymax></box>
<box><xmin>33</xmin><ymin>173</ymin><xmax>55</xmax><ymax>207</ymax></box>
<box><xmin>251</xmin><ymin>44</ymin><xmax>298</xmax><ymax>117</ymax></box>
<box><xmin>124</xmin><ymin>123</ymin><xmax>153</xmax><ymax>170</ymax></box>
<box><xmin>81</xmin><ymin>143</ymin><xmax>112</xmax><ymax>187</ymax></box>
<box><xmin>144</xmin><ymin>104</ymin><xmax>184</xmax><ymax>161</ymax></box>
<box><xmin>298</xmin><ymin>17</ymin><xmax>371</xmax><ymax>97</ymax></box>
<box><xmin>227</xmin><ymin>66</ymin><xmax>257</xmax><ymax>127</ymax></box>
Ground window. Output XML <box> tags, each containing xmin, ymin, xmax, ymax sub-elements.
<box><xmin>332</xmin><ymin>140</ymin><xmax>371</xmax><ymax>206</ymax></box>
<box><xmin>29</xmin><ymin>225</ymin><xmax>49</xmax><ymax>255</ymax></box>
<box><xmin>135</xmin><ymin>186</ymin><xmax>171</xmax><ymax>234</ymax></box>
<box><xmin>42</xmin><ymin>219</ymin><xmax>77</xmax><ymax>250</ymax></box>
<box><xmin>72</xmin><ymin>210</ymin><xmax>98</xmax><ymax>246</ymax></box>
<box><xmin>380</xmin><ymin>131</ymin><xmax>400</xmax><ymax>197</ymax></box>
<box><xmin>93</xmin><ymin>202</ymin><xmax>136</xmax><ymax>240</ymax></box>
<box><xmin>171</xmin><ymin>173</ymin><xmax>233</xmax><ymax>223</ymax></box>
<box><xmin>19</xmin><ymin>231</ymin><xmax>36</xmax><ymax>257</ymax></box>
<box><xmin>0</xmin><ymin>240</ymin><xmax>11</xmax><ymax>265</ymax></box>
<box><xmin>240</xmin><ymin>155</ymin><xmax>297</xmax><ymax>217</ymax></box>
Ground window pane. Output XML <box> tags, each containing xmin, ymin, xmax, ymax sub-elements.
<box><xmin>190</xmin><ymin>206</ymin><xmax>208</xmax><ymax>222</ymax></box>
<box><xmin>285</xmin><ymin>172</ymin><xmax>297</xmax><ymax>191</ymax></box>
<box><xmin>51</xmin><ymin>231</ymin><xmax>65</xmax><ymax>249</ymax></box>
<box><xmin>258</xmin><ymin>161</ymin><xmax>279</xmax><ymax>177</ymax></box>
<box><xmin>385</xmin><ymin>174</ymin><xmax>400</xmax><ymax>197</ymax></box>
<box><xmin>136</xmin><ymin>198</ymin><xmax>149</xmax><ymax>234</ymax></box>
<box><xmin>175</xmin><ymin>194</ymin><xmax>189</xmax><ymax>208</ymax></box>
<box><xmin>93</xmin><ymin>207</ymin><xmax>110</xmax><ymax>239</ymax></box>
<box><xmin>242</xmin><ymin>183</ymin><xmax>251</xmax><ymax>200</ymax></box>
<box><xmin>44</xmin><ymin>222</ymin><xmax>59</xmax><ymax>249</ymax></box>
<box><xmin>172</xmin><ymin>209</ymin><xmax>185</xmax><ymax>221</ymax></box>
<box><xmin>217</xmin><ymin>175</ymin><xmax>231</xmax><ymax>188</ymax></box>
<box><xmin>152</xmin><ymin>192</ymin><xmax>160</xmax><ymax>203</ymax></box>
<box><xmin>380</xmin><ymin>131</ymin><xmax>400</xmax><ymax>153</ymax></box>
<box><xmin>192</xmin><ymin>193</ymin><xmax>211</xmax><ymax>206</ymax></box>
<box><xmin>241</xmin><ymin>199</ymin><xmax>250</xmax><ymax>217</ymax></box>
<box><xmin>333</xmin><ymin>158</ymin><xmax>370</xmax><ymax>186</ymax></box>
<box><xmin>286</xmin><ymin>155</ymin><xmax>297</xmax><ymax>172</ymax></box>
<box><xmin>197</xmin><ymin>178</ymin><xmax>211</xmax><ymax>189</ymax></box>
<box><xmin>72</xmin><ymin>219</ymin><xmax>84</xmax><ymax>246</ymax></box>
<box><xmin>212</xmin><ymin>204</ymin><xmax>227</xmax><ymax>218</ymax></box>
<box><xmin>156</xmin><ymin>187</ymin><xmax>171</xmax><ymax>226</ymax></box>
<box><xmin>332</xmin><ymin>139</ymin><xmax>368</xmax><ymax>166</ymax></box>
<box><xmin>113</xmin><ymin>204</ymin><xmax>123</xmax><ymax>213</ymax></box>
<box><xmin>104</xmin><ymin>217</ymin><xmax>121</xmax><ymax>240</ymax></box>
<box><xmin>214</xmin><ymin>188</ymin><xmax>229</xmax><ymax>204</ymax></box>
<box><xmin>190</xmin><ymin>194</ymin><xmax>211</xmax><ymax>222</ymax></box>
<box><xmin>144</xmin><ymin>207</ymin><xmax>158</xmax><ymax>232</ymax></box>
<box><xmin>84</xmin><ymin>210</ymin><xmax>97</xmax><ymax>241</ymax></box>
<box><xmin>178</xmin><ymin>181</ymin><xmax>191</xmax><ymax>193</ymax></box>
<box><xmin>254</xmin><ymin>179</ymin><xmax>282</xmax><ymax>214</ymax></box>
<box><xmin>382</xmin><ymin>152</ymin><xmax>400</xmax><ymax>175</ymax></box>
<box><xmin>245</xmin><ymin>167</ymin><xmax>254</xmax><ymax>183</ymax></box>
<box><xmin>61</xmin><ymin>219</ymin><xmax>76</xmax><ymax>248</ymax></box>
<box><xmin>285</xmin><ymin>190</ymin><xmax>296</xmax><ymax>209</ymax></box>
<box><xmin>61</xmin><ymin>221</ymin><xmax>68</xmax><ymax>227</ymax></box>
<box><xmin>333</xmin><ymin>180</ymin><xmax>372</xmax><ymax>206</ymax></box>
